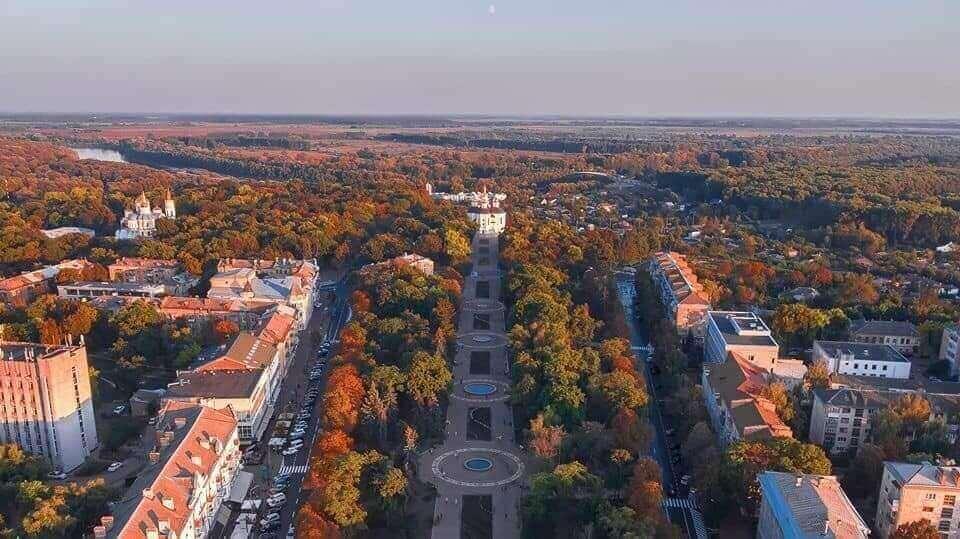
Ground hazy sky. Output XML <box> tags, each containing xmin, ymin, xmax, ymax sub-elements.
<box><xmin>1</xmin><ymin>0</ymin><xmax>958</xmax><ymax>117</ymax></box>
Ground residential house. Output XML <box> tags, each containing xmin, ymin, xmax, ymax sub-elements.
<box><xmin>757</xmin><ymin>471</ymin><xmax>869</xmax><ymax>539</ymax></box>
<box><xmin>813</xmin><ymin>341</ymin><xmax>912</xmax><ymax>380</ymax></box>
<box><xmin>647</xmin><ymin>252</ymin><xmax>712</xmax><ymax>337</ymax></box>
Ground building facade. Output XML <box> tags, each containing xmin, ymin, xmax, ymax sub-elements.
<box><xmin>208</xmin><ymin>258</ymin><xmax>318</xmax><ymax>330</ymax></box>
<box><xmin>939</xmin><ymin>324</ymin><xmax>960</xmax><ymax>378</ymax></box>
<box><xmin>876</xmin><ymin>461</ymin><xmax>960</xmax><ymax>538</ymax></box>
<box><xmin>115</xmin><ymin>190</ymin><xmax>176</xmax><ymax>240</ymax></box>
<box><xmin>99</xmin><ymin>401</ymin><xmax>241</xmax><ymax>539</ymax></box>
<box><xmin>647</xmin><ymin>252</ymin><xmax>711</xmax><ymax>337</ymax></box>
<box><xmin>0</xmin><ymin>340</ymin><xmax>98</xmax><ymax>471</ymax></box>
<box><xmin>704</xmin><ymin>311</ymin><xmax>779</xmax><ymax>366</ymax></box>
<box><xmin>849</xmin><ymin>320</ymin><xmax>919</xmax><ymax>356</ymax></box>
<box><xmin>0</xmin><ymin>259</ymin><xmax>92</xmax><ymax>307</ymax></box>
<box><xmin>813</xmin><ymin>340</ymin><xmax>912</xmax><ymax>380</ymax></box>
<box><xmin>757</xmin><ymin>471</ymin><xmax>869</xmax><ymax>539</ymax></box>
<box><xmin>702</xmin><ymin>352</ymin><xmax>793</xmax><ymax>448</ymax></box>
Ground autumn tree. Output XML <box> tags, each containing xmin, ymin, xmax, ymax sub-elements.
<box><xmin>526</xmin><ymin>413</ymin><xmax>565</xmax><ymax>460</ymax></box>
<box><xmin>890</xmin><ymin>520</ymin><xmax>941</xmax><ymax>539</ymax></box>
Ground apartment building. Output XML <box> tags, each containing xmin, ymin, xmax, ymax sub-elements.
<box><xmin>939</xmin><ymin>323</ymin><xmax>960</xmax><ymax>378</ymax></box>
<box><xmin>163</xmin><ymin>311</ymin><xmax>296</xmax><ymax>442</ymax></box>
<box><xmin>361</xmin><ymin>253</ymin><xmax>435</xmax><ymax>276</ymax></box>
<box><xmin>849</xmin><ymin>320</ymin><xmax>919</xmax><ymax>356</ymax></box>
<box><xmin>107</xmin><ymin>257</ymin><xmax>197</xmax><ymax>296</ymax></box>
<box><xmin>0</xmin><ymin>259</ymin><xmax>92</xmax><ymax>307</ymax></box>
<box><xmin>704</xmin><ymin>311</ymin><xmax>779</xmax><ymax>366</ymax></box>
<box><xmin>97</xmin><ymin>401</ymin><xmax>241</xmax><ymax>539</ymax></box>
<box><xmin>876</xmin><ymin>461</ymin><xmax>960</xmax><ymax>538</ymax></box>
<box><xmin>757</xmin><ymin>471</ymin><xmax>869</xmax><ymax>539</ymax></box>
<box><xmin>647</xmin><ymin>252</ymin><xmax>711</xmax><ymax>337</ymax></box>
<box><xmin>813</xmin><ymin>340</ymin><xmax>912</xmax><ymax>380</ymax></box>
<box><xmin>702</xmin><ymin>352</ymin><xmax>793</xmax><ymax>448</ymax></box>
<box><xmin>208</xmin><ymin>258</ymin><xmax>318</xmax><ymax>329</ymax></box>
<box><xmin>0</xmin><ymin>340</ymin><xmax>98</xmax><ymax>471</ymax></box>
<box><xmin>157</xmin><ymin>296</ymin><xmax>273</xmax><ymax>329</ymax></box>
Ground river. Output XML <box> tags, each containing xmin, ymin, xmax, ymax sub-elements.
<box><xmin>72</xmin><ymin>147</ymin><xmax>127</xmax><ymax>163</ymax></box>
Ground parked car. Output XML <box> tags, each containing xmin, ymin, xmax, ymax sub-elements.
<box><xmin>46</xmin><ymin>470</ymin><xmax>67</xmax><ymax>480</ymax></box>
<box><xmin>282</xmin><ymin>446</ymin><xmax>300</xmax><ymax>456</ymax></box>
<box><xmin>107</xmin><ymin>461</ymin><xmax>124</xmax><ymax>473</ymax></box>
<box><xmin>112</xmin><ymin>404</ymin><xmax>127</xmax><ymax>416</ymax></box>
<box><xmin>267</xmin><ymin>494</ymin><xmax>286</xmax><ymax>507</ymax></box>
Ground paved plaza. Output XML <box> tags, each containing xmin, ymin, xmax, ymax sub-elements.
<box><xmin>419</xmin><ymin>232</ymin><xmax>525</xmax><ymax>539</ymax></box>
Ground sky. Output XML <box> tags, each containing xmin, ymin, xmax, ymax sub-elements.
<box><xmin>1</xmin><ymin>0</ymin><xmax>958</xmax><ymax>117</ymax></box>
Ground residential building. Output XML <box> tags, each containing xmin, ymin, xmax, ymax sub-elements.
<box><xmin>361</xmin><ymin>253</ymin><xmax>435</xmax><ymax>276</ymax></box>
<box><xmin>0</xmin><ymin>340</ymin><xmax>98</xmax><ymax>471</ymax></box>
<box><xmin>115</xmin><ymin>190</ymin><xmax>176</xmax><ymax>240</ymax></box>
<box><xmin>813</xmin><ymin>341</ymin><xmax>912</xmax><ymax>380</ymax></box>
<box><xmin>702</xmin><ymin>352</ymin><xmax>793</xmax><ymax>448</ymax></box>
<box><xmin>939</xmin><ymin>324</ymin><xmax>960</xmax><ymax>378</ymax></box>
<box><xmin>875</xmin><ymin>461</ymin><xmax>960</xmax><ymax>538</ymax></box>
<box><xmin>849</xmin><ymin>320</ymin><xmax>919</xmax><ymax>356</ymax></box>
<box><xmin>57</xmin><ymin>281</ymin><xmax>168</xmax><ymax>300</ymax></box>
<box><xmin>163</xmin><ymin>311</ymin><xmax>296</xmax><ymax>442</ymax></box>
<box><xmin>428</xmin><ymin>184</ymin><xmax>508</xmax><ymax>234</ymax></box>
<box><xmin>704</xmin><ymin>311</ymin><xmax>779</xmax><ymax>366</ymax></box>
<box><xmin>783</xmin><ymin>286</ymin><xmax>820</xmax><ymax>303</ymax></box>
<box><xmin>809</xmin><ymin>387</ymin><xmax>888</xmax><ymax>457</ymax></box>
<box><xmin>97</xmin><ymin>401</ymin><xmax>241</xmax><ymax>539</ymax></box>
<box><xmin>107</xmin><ymin>257</ymin><xmax>196</xmax><ymax>296</ymax></box>
<box><xmin>757</xmin><ymin>471</ymin><xmax>869</xmax><ymax>539</ymax></box>
<box><xmin>158</xmin><ymin>297</ymin><xmax>273</xmax><ymax>329</ymax></box>
<box><xmin>647</xmin><ymin>252</ymin><xmax>712</xmax><ymax>337</ymax></box>
<box><xmin>0</xmin><ymin>259</ymin><xmax>92</xmax><ymax>307</ymax></box>
<box><xmin>208</xmin><ymin>258</ymin><xmax>318</xmax><ymax>329</ymax></box>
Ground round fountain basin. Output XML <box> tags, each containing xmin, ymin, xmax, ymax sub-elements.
<box><xmin>472</xmin><ymin>335</ymin><xmax>493</xmax><ymax>343</ymax></box>
<box><xmin>464</xmin><ymin>457</ymin><xmax>494</xmax><ymax>472</ymax></box>
<box><xmin>464</xmin><ymin>382</ymin><xmax>497</xmax><ymax>396</ymax></box>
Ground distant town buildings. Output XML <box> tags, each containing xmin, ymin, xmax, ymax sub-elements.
<box><xmin>115</xmin><ymin>190</ymin><xmax>176</xmax><ymax>240</ymax></box>
<box><xmin>647</xmin><ymin>252</ymin><xmax>711</xmax><ymax>337</ymax></box>
<box><xmin>704</xmin><ymin>311</ymin><xmax>779</xmax><ymax>367</ymax></box>
<box><xmin>157</xmin><ymin>296</ymin><xmax>273</xmax><ymax>329</ymax></box>
<box><xmin>427</xmin><ymin>183</ymin><xmax>507</xmax><ymax>234</ymax></box>
<box><xmin>58</xmin><ymin>281</ymin><xmax>168</xmax><ymax>300</ymax></box>
<box><xmin>108</xmin><ymin>257</ymin><xmax>197</xmax><ymax>296</ymax></box>
<box><xmin>701</xmin><ymin>352</ymin><xmax>793</xmax><ymax>448</ymax></box>
<box><xmin>875</xmin><ymin>461</ymin><xmax>960</xmax><ymax>538</ymax></box>
<box><xmin>849</xmin><ymin>320</ymin><xmax>919</xmax><ymax>356</ymax></box>
<box><xmin>0</xmin><ymin>340</ymin><xmax>98</xmax><ymax>472</ymax></box>
<box><xmin>757</xmin><ymin>471</ymin><xmax>869</xmax><ymax>539</ymax></box>
<box><xmin>98</xmin><ymin>401</ymin><xmax>241</xmax><ymax>539</ymax></box>
<box><xmin>0</xmin><ymin>259</ymin><xmax>93</xmax><ymax>307</ymax></box>
<box><xmin>813</xmin><ymin>340</ymin><xmax>912</xmax><ymax>380</ymax></box>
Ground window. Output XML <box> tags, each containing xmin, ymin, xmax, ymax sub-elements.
<box><xmin>941</xmin><ymin>507</ymin><xmax>954</xmax><ymax>519</ymax></box>
<box><xmin>945</xmin><ymin>495</ymin><xmax>956</xmax><ymax>505</ymax></box>
<box><xmin>883</xmin><ymin>365</ymin><xmax>888</xmax><ymax>371</ymax></box>
<box><xmin>854</xmin><ymin>363</ymin><xmax>859</xmax><ymax>369</ymax></box>
<box><xmin>939</xmin><ymin>520</ymin><xmax>952</xmax><ymax>532</ymax></box>
<box><xmin>924</xmin><ymin>506</ymin><xmax>935</xmax><ymax>512</ymax></box>
<box><xmin>928</xmin><ymin>493</ymin><xmax>938</xmax><ymax>500</ymax></box>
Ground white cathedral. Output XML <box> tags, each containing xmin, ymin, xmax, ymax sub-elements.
<box><xmin>115</xmin><ymin>190</ymin><xmax>176</xmax><ymax>240</ymax></box>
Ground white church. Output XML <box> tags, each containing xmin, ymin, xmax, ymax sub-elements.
<box><xmin>426</xmin><ymin>183</ymin><xmax>507</xmax><ymax>234</ymax></box>
<box><xmin>115</xmin><ymin>190</ymin><xmax>176</xmax><ymax>240</ymax></box>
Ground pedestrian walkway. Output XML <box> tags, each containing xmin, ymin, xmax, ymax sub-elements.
<box><xmin>419</xmin><ymin>232</ymin><xmax>524</xmax><ymax>539</ymax></box>
<box><xmin>662</xmin><ymin>497</ymin><xmax>694</xmax><ymax>509</ymax></box>
<box><xmin>690</xmin><ymin>506</ymin><xmax>708</xmax><ymax>539</ymax></box>
<box><xmin>278</xmin><ymin>463</ymin><xmax>308</xmax><ymax>475</ymax></box>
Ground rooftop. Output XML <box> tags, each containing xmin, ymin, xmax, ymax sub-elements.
<box><xmin>707</xmin><ymin>352</ymin><xmax>792</xmax><ymax>440</ymax></box>
<box><xmin>0</xmin><ymin>341</ymin><xmax>84</xmax><ymax>363</ymax></box>
<box><xmin>165</xmin><ymin>369</ymin><xmax>263</xmax><ymax>399</ymax></box>
<box><xmin>709</xmin><ymin>311</ymin><xmax>778</xmax><ymax>347</ymax></box>
<box><xmin>885</xmin><ymin>462</ymin><xmax>960</xmax><ymax>489</ymax></box>
<box><xmin>816</xmin><ymin>340</ymin><xmax>910</xmax><ymax>363</ymax></box>
<box><xmin>758</xmin><ymin>471</ymin><xmax>868</xmax><ymax>538</ymax></box>
<box><xmin>849</xmin><ymin>319</ymin><xmax>919</xmax><ymax>338</ymax></box>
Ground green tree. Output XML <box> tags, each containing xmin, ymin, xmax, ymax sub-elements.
<box><xmin>890</xmin><ymin>519</ymin><xmax>941</xmax><ymax>539</ymax></box>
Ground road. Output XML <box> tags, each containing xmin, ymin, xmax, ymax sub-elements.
<box><xmin>614</xmin><ymin>272</ymin><xmax>704</xmax><ymax>539</ymax></box>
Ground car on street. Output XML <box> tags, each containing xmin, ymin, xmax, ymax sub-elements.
<box><xmin>112</xmin><ymin>404</ymin><xmax>127</xmax><ymax>415</ymax></box>
<box><xmin>282</xmin><ymin>446</ymin><xmax>301</xmax><ymax>456</ymax></box>
<box><xmin>679</xmin><ymin>474</ymin><xmax>691</xmax><ymax>486</ymax></box>
<box><xmin>288</xmin><ymin>430</ymin><xmax>306</xmax><ymax>440</ymax></box>
<box><xmin>287</xmin><ymin>526</ymin><xmax>296</xmax><ymax>538</ymax></box>
<box><xmin>267</xmin><ymin>494</ymin><xmax>287</xmax><ymax>507</ymax></box>
<box><xmin>107</xmin><ymin>461</ymin><xmax>124</xmax><ymax>473</ymax></box>
<box><xmin>46</xmin><ymin>470</ymin><xmax>67</xmax><ymax>480</ymax></box>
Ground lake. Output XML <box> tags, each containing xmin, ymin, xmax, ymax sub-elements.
<box><xmin>72</xmin><ymin>147</ymin><xmax>127</xmax><ymax>163</ymax></box>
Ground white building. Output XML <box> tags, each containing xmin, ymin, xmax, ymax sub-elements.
<box><xmin>704</xmin><ymin>311</ymin><xmax>779</xmax><ymax>366</ymax></box>
<box><xmin>99</xmin><ymin>401</ymin><xmax>241</xmax><ymax>539</ymax></box>
<box><xmin>849</xmin><ymin>320</ymin><xmax>919</xmax><ymax>356</ymax></box>
<box><xmin>208</xmin><ymin>258</ymin><xmax>319</xmax><ymax>330</ymax></box>
<box><xmin>876</xmin><ymin>461</ymin><xmax>960</xmax><ymax>538</ymax></box>
<box><xmin>757</xmin><ymin>471</ymin><xmax>869</xmax><ymax>539</ymax></box>
<box><xmin>0</xmin><ymin>340</ymin><xmax>99</xmax><ymax>472</ymax></box>
<box><xmin>939</xmin><ymin>323</ymin><xmax>960</xmax><ymax>378</ymax></box>
<box><xmin>813</xmin><ymin>341</ymin><xmax>912</xmax><ymax>380</ymax></box>
<box><xmin>428</xmin><ymin>184</ymin><xmax>507</xmax><ymax>235</ymax></box>
<box><xmin>115</xmin><ymin>190</ymin><xmax>176</xmax><ymax>240</ymax></box>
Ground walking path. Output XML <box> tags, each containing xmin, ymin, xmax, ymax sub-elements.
<box><xmin>419</xmin><ymin>232</ymin><xmax>524</xmax><ymax>539</ymax></box>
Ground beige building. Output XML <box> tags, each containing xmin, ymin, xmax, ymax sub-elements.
<box><xmin>0</xmin><ymin>340</ymin><xmax>98</xmax><ymax>472</ymax></box>
<box><xmin>97</xmin><ymin>401</ymin><xmax>241</xmax><ymax>539</ymax></box>
<box><xmin>876</xmin><ymin>461</ymin><xmax>960</xmax><ymax>538</ymax></box>
<box><xmin>704</xmin><ymin>311</ymin><xmax>779</xmax><ymax>366</ymax></box>
<box><xmin>647</xmin><ymin>252</ymin><xmax>711</xmax><ymax>337</ymax></box>
<box><xmin>849</xmin><ymin>320</ymin><xmax>919</xmax><ymax>356</ymax></box>
<box><xmin>758</xmin><ymin>471</ymin><xmax>869</xmax><ymax>539</ymax></box>
<box><xmin>208</xmin><ymin>258</ymin><xmax>318</xmax><ymax>330</ymax></box>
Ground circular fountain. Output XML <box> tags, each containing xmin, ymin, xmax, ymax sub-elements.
<box><xmin>464</xmin><ymin>382</ymin><xmax>498</xmax><ymax>396</ymax></box>
<box><xmin>464</xmin><ymin>457</ymin><xmax>494</xmax><ymax>472</ymax></box>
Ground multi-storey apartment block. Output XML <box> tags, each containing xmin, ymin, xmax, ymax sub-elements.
<box><xmin>849</xmin><ymin>320</ymin><xmax>919</xmax><ymax>356</ymax></box>
<box><xmin>0</xmin><ymin>340</ymin><xmax>98</xmax><ymax>471</ymax></box>
<box><xmin>939</xmin><ymin>323</ymin><xmax>960</xmax><ymax>378</ymax></box>
<box><xmin>704</xmin><ymin>311</ymin><xmax>779</xmax><ymax>366</ymax></box>
<box><xmin>876</xmin><ymin>461</ymin><xmax>960</xmax><ymax>538</ymax></box>
<box><xmin>647</xmin><ymin>251</ymin><xmax>711</xmax><ymax>337</ymax></box>
<box><xmin>758</xmin><ymin>471</ymin><xmax>869</xmax><ymax>539</ymax></box>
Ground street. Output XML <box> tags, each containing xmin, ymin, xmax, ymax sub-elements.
<box><xmin>615</xmin><ymin>272</ymin><xmax>706</xmax><ymax>539</ymax></box>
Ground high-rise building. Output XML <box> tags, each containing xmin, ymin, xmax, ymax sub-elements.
<box><xmin>0</xmin><ymin>340</ymin><xmax>98</xmax><ymax>471</ymax></box>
